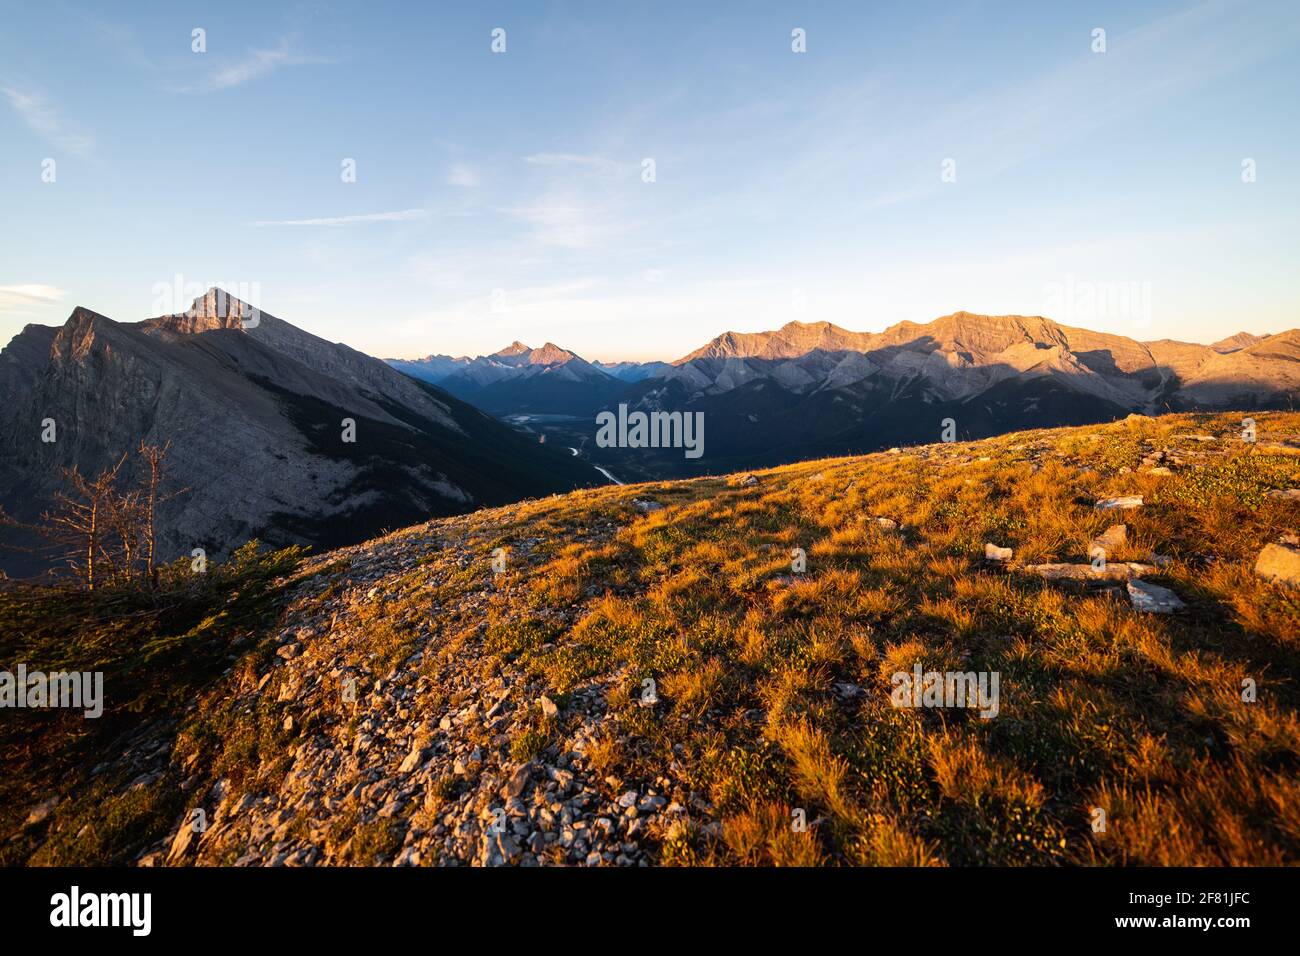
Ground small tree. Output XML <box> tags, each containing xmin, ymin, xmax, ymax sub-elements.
<box><xmin>137</xmin><ymin>440</ymin><xmax>183</xmax><ymax>587</ymax></box>
<box><xmin>104</xmin><ymin>482</ymin><xmax>145</xmax><ymax>584</ymax></box>
<box><xmin>41</xmin><ymin>454</ymin><xmax>129</xmax><ymax>591</ymax></box>
<box><xmin>3</xmin><ymin>440</ymin><xmax>187</xmax><ymax>591</ymax></box>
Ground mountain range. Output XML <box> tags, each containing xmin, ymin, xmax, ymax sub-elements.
<box><xmin>4</xmin><ymin>294</ymin><xmax>1296</xmax><ymax>578</ymax></box>
<box><xmin>0</xmin><ymin>290</ymin><xmax>600</xmax><ymax>578</ymax></box>
<box><xmin>387</xmin><ymin>312</ymin><xmax>1300</xmax><ymax>477</ymax></box>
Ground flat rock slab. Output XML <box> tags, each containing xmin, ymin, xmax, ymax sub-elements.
<box><xmin>1090</xmin><ymin>524</ymin><xmax>1127</xmax><ymax>554</ymax></box>
<box><xmin>1255</xmin><ymin>543</ymin><xmax>1300</xmax><ymax>588</ymax></box>
<box><xmin>1021</xmin><ymin>562</ymin><xmax>1156</xmax><ymax>586</ymax></box>
<box><xmin>1095</xmin><ymin>496</ymin><xmax>1144</xmax><ymax>511</ymax></box>
<box><xmin>1127</xmin><ymin>579</ymin><xmax>1185</xmax><ymax>613</ymax></box>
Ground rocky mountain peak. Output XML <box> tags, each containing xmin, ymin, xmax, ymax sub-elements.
<box><xmin>65</xmin><ymin>305</ymin><xmax>111</xmax><ymax>328</ymax></box>
<box><xmin>143</xmin><ymin>288</ymin><xmax>257</xmax><ymax>335</ymax></box>
<box><xmin>51</xmin><ymin>307</ymin><xmax>118</xmax><ymax>361</ymax></box>
<box><xmin>191</xmin><ymin>287</ymin><xmax>256</xmax><ymax>319</ymax></box>
<box><xmin>530</xmin><ymin>342</ymin><xmax>577</xmax><ymax>365</ymax></box>
<box><xmin>1212</xmin><ymin>332</ymin><xmax>1267</xmax><ymax>353</ymax></box>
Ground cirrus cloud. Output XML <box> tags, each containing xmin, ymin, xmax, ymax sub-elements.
<box><xmin>250</xmin><ymin>209</ymin><xmax>431</xmax><ymax>227</ymax></box>
<box><xmin>0</xmin><ymin>85</ymin><xmax>93</xmax><ymax>154</ymax></box>
<box><xmin>0</xmin><ymin>284</ymin><xmax>68</xmax><ymax>317</ymax></box>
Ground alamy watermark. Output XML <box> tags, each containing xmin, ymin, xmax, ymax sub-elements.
<box><xmin>596</xmin><ymin>404</ymin><xmax>704</xmax><ymax>459</ymax></box>
<box><xmin>890</xmin><ymin>664</ymin><xmax>1000</xmax><ymax>719</ymax></box>
<box><xmin>150</xmin><ymin>275</ymin><xmax>262</xmax><ymax>328</ymax></box>
<box><xmin>1</xmin><ymin>664</ymin><xmax>103</xmax><ymax>718</ymax></box>
<box><xmin>1043</xmin><ymin>273</ymin><xmax>1151</xmax><ymax>330</ymax></box>
<box><xmin>50</xmin><ymin>886</ymin><xmax>150</xmax><ymax>936</ymax></box>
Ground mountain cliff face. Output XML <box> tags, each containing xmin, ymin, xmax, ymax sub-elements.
<box><xmin>0</xmin><ymin>291</ymin><xmax>601</xmax><ymax>578</ymax></box>
<box><xmin>1211</xmin><ymin>331</ymin><xmax>1268</xmax><ymax>353</ymax></box>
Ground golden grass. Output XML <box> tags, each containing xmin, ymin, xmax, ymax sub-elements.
<box><xmin>12</xmin><ymin>411</ymin><xmax>1296</xmax><ymax>867</ymax></box>
<box><xmin>486</xmin><ymin>411</ymin><xmax>1300</xmax><ymax>865</ymax></box>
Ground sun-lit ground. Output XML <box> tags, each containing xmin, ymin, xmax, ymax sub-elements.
<box><xmin>4</xmin><ymin>410</ymin><xmax>1298</xmax><ymax>865</ymax></box>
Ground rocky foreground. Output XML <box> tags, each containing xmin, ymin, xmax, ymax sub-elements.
<box><xmin>155</xmin><ymin>511</ymin><xmax>656</xmax><ymax>867</ymax></box>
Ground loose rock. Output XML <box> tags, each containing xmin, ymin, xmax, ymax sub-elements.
<box><xmin>1127</xmin><ymin>579</ymin><xmax>1185</xmax><ymax>613</ymax></box>
<box><xmin>984</xmin><ymin>543</ymin><xmax>1013</xmax><ymax>563</ymax></box>
<box><xmin>1095</xmin><ymin>496</ymin><xmax>1143</xmax><ymax>511</ymax></box>
<box><xmin>1256</xmin><ymin>543</ymin><xmax>1300</xmax><ymax>588</ymax></box>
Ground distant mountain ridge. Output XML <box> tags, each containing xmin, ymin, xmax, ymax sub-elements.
<box><xmin>387</xmin><ymin>341</ymin><xmax>633</xmax><ymax>416</ymax></box>
<box><xmin>384</xmin><ymin>312</ymin><xmax>1297</xmax><ymax>479</ymax></box>
<box><xmin>657</xmin><ymin>312</ymin><xmax>1300</xmax><ymax>411</ymax></box>
<box><xmin>0</xmin><ymin>290</ymin><xmax>600</xmax><ymax>578</ymax></box>
<box><xmin>389</xmin><ymin>312</ymin><xmax>1297</xmax><ymax>420</ymax></box>
<box><xmin>592</xmin><ymin>359</ymin><xmax>673</xmax><ymax>382</ymax></box>
<box><xmin>608</xmin><ymin>312</ymin><xmax>1300</xmax><ymax>474</ymax></box>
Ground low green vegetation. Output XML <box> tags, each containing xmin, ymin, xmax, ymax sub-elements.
<box><xmin>0</xmin><ymin>542</ymin><xmax>304</xmax><ymax>865</ymax></box>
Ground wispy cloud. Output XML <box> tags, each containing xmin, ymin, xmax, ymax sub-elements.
<box><xmin>250</xmin><ymin>209</ymin><xmax>430</xmax><ymax>227</ymax></box>
<box><xmin>0</xmin><ymin>284</ymin><xmax>67</xmax><ymax>317</ymax></box>
<box><xmin>183</xmin><ymin>39</ymin><xmax>331</xmax><ymax>93</ymax></box>
<box><xmin>446</xmin><ymin>164</ymin><xmax>480</xmax><ymax>187</ymax></box>
<box><xmin>0</xmin><ymin>86</ymin><xmax>92</xmax><ymax>154</ymax></box>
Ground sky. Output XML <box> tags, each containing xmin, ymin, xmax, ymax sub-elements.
<box><xmin>2</xmin><ymin>0</ymin><xmax>1298</xmax><ymax>362</ymax></box>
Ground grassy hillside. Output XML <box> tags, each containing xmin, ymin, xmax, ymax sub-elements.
<box><xmin>3</xmin><ymin>411</ymin><xmax>1298</xmax><ymax>866</ymax></box>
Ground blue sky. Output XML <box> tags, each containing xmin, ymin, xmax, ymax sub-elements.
<box><xmin>2</xmin><ymin>0</ymin><xmax>1298</xmax><ymax>361</ymax></box>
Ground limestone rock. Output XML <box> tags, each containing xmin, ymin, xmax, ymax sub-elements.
<box><xmin>1256</xmin><ymin>543</ymin><xmax>1300</xmax><ymax>588</ymax></box>
<box><xmin>1126</xmin><ymin>579</ymin><xmax>1185</xmax><ymax>613</ymax></box>
<box><xmin>1021</xmin><ymin>562</ymin><xmax>1155</xmax><ymax>586</ymax></box>
<box><xmin>1090</xmin><ymin>524</ymin><xmax>1127</xmax><ymax>554</ymax></box>
<box><xmin>1095</xmin><ymin>496</ymin><xmax>1143</xmax><ymax>511</ymax></box>
<box><xmin>984</xmin><ymin>543</ymin><xmax>1013</xmax><ymax>562</ymax></box>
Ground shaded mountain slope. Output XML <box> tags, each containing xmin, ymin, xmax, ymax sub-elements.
<box><xmin>0</xmin><ymin>292</ymin><xmax>600</xmax><ymax>577</ymax></box>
